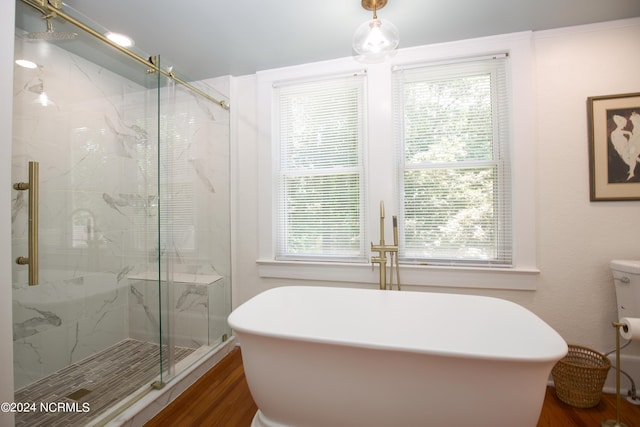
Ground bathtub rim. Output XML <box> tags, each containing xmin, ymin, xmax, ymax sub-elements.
<box><xmin>228</xmin><ymin>286</ymin><xmax>568</xmax><ymax>363</ymax></box>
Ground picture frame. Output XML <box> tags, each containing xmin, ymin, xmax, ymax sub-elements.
<box><xmin>587</xmin><ymin>92</ymin><xmax>640</xmax><ymax>201</ymax></box>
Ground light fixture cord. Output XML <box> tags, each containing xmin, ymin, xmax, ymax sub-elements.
<box><xmin>373</xmin><ymin>2</ymin><xmax>378</xmax><ymax>19</ymax></box>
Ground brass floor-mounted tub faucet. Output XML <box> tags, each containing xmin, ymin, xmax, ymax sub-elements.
<box><xmin>371</xmin><ymin>201</ymin><xmax>400</xmax><ymax>290</ymax></box>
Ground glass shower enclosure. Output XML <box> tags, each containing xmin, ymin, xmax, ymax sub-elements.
<box><xmin>11</xmin><ymin>1</ymin><xmax>231</xmax><ymax>424</ymax></box>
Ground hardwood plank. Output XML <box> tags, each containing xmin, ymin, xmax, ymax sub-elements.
<box><xmin>146</xmin><ymin>348</ymin><xmax>640</xmax><ymax>427</ymax></box>
<box><xmin>145</xmin><ymin>348</ymin><xmax>257</xmax><ymax>427</ymax></box>
<box><xmin>539</xmin><ymin>384</ymin><xmax>640</xmax><ymax>427</ymax></box>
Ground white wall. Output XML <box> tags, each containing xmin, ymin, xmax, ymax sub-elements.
<box><xmin>232</xmin><ymin>17</ymin><xmax>640</xmax><ymax>357</ymax></box>
<box><xmin>530</xmin><ymin>18</ymin><xmax>640</xmax><ymax>350</ymax></box>
<box><xmin>1</xmin><ymin>2</ymin><xmax>15</xmax><ymax>426</ymax></box>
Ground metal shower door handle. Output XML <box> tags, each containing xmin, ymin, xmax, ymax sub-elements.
<box><xmin>13</xmin><ymin>161</ymin><xmax>39</xmax><ymax>285</ymax></box>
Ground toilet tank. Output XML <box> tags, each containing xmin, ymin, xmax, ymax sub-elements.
<box><xmin>611</xmin><ymin>259</ymin><xmax>640</xmax><ymax>320</ymax></box>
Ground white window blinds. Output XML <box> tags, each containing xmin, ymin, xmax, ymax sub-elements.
<box><xmin>392</xmin><ymin>56</ymin><xmax>512</xmax><ymax>266</ymax></box>
<box><xmin>274</xmin><ymin>73</ymin><xmax>367</xmax><ymax>261</ymax></box>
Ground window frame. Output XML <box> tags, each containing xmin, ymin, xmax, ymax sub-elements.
<box><xmin>256</xmin><ymin>31</ymin><xmax>538</xmax><ymax>291</ymax></box>
<box><xmin>273</xmin><ymin>73</ymin><xmax>368</xmax><ymax>262</ymax></box>
<box><xmin>393</xmin><ymin>55</ymin><xmax>513</xmax><ymax>267</ymax></box>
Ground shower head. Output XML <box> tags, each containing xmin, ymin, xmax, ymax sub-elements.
<box><xmin>25</xmin><ymin>16</ymin><xmax>77</xmax><ymax>41</ymax></box>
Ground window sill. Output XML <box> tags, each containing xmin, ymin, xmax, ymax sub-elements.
<box><xmin>256</xmin><ymin>259</ymin><xmax>539</xmax><ymax>291</ymax></box>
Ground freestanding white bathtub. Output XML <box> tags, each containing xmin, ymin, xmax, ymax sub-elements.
<box><xmin>228</xmin><ymin>286</ymin><xmax>567</xmax><ymax>427</ymax></box>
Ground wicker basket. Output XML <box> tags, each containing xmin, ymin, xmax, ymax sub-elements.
<box><xmin>551</xmin><ymin>344</ymin><xmax>611</xmax><ymax>408</ymax></box>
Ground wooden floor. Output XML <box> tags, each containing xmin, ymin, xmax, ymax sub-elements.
<box><xmin>145</xmin><ymin>348</ymin><xmax>257</xmax><ymax>427</ymax></box>
<box><xmin>146</xmin><ymin>347</ymin><xmax>640</xmax><ymax>427</ymax></box>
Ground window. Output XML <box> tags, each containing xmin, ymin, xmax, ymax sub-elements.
<box><xmin>257</xmin><ymin>32</ymin><xmax>537</xmax><ymax>290</ymax></box>
<box><xmin>393</xmin><ymin>56</ymin><xmax>512</xmax><ymax>266</ymax></box>
<box><xmin>274</xmin><ymin>73</ymin><xmax>367</xmax><ymax>261</ymax></box>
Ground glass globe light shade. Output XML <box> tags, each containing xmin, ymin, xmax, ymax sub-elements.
<box><xmin>352</xmin><ymin>18</ymin><xmax>399</xmax><ymax>56</ymax></box>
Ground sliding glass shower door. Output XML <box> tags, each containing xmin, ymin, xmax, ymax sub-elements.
<box><xmin>12</xmin><ymin>3</ymin><xmax>165</xmax><ymax>420</ymax></box>
<box><xmin>154</xmin><ymin>66</ymin><xmax>232</xmax><ymax>383</ymax></box>
<box><xmin>11</xmin><ymin>0</ymin><xmax>231</xmax><ymax>424</ymax></box>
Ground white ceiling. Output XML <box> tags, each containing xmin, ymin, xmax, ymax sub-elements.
<box><xmin>60</xmin><ymin>0</ymin><xmax>640</xmax><ymax>80</ymax></box>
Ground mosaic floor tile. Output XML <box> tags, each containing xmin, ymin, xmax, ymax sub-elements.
<box><xmin>14</xmin><ymin>339</ymin><xmax>195</xmax><ymax>427</ymax></box>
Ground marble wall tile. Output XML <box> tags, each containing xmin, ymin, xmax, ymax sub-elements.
<box><xmin>12</xmin><ymin>272</ymin><xmax>127</xmax><ymax>389</ymax></box>
<box><xmin>128</xmin><ymin>279</ymin><xmax>160</xmax><ymax>344</ymax></box>
<box><xmin>128</xmin><ymin>275</ymin><xmax>221</xmax><ymax>348</ymax></box>
<box><xmin>173</xmin><ymin>284</ymin><xmax>209</xmax><ymax>348</ymax></box>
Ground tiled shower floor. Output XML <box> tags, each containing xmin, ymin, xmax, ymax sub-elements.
<box><xmin>14</xmin><ymin>339</ymin><xmax>195</xmax><ymax>427</ymax></box>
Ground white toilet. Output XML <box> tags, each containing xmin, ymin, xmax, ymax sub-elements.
<box><xmin>611</xmin><ymin>260</ymin><xmax>640</xmax><ymax>321</ymax></box>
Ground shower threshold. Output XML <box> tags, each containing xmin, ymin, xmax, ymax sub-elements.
<box><xmin>14</xmin><ymin>339</ymin><xmax>195</xmax><ymax>427</ymax></box>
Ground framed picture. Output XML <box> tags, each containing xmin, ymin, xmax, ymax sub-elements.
<box><xmin>588</xmin><ymin>92</ymin><xmax>640</xmax><ymax>201</ymax></box>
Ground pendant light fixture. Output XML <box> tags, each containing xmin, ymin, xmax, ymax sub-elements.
<box><xmin>352</xmin><ymin>0</ymin><xmax>399</xmax><ymax>57</ymax></box>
